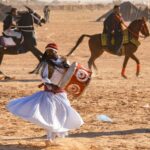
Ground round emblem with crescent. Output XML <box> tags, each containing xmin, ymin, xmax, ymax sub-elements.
<box><xmin>67</xmin><ymin>84</ymin><xmax>80</xmax><ymax>95</ymax></box>
<box><xmin>76</xmin><ymin>69</ymin><xmax>89</xmax><ymax>82</ymax></box>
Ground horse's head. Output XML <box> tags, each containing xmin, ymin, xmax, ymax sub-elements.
<box><xmin>139</xmin><ymin>17</ymin><xmax>150</xmax><ymax>37</ymax></box>
<box><xmin>128</xmin><ymin>17</ymin><xmax>149</xmax><ymax>38</ymax></box>
<box><xmin>24</xmin><ymin>6</ymin><xmax>46</xmax><ymax>26</ymax></box>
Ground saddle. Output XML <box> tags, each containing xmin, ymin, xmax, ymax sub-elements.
<box><xmin>101</xmin><ymin>30</ymin><xmax>141</xmax><ymax>55</ymax></box>
<box><xmin>0</xmin><ymin>36</ymin><xmax>16</xmax><ymax>47</ymax></box>
<box><xmin>0</xmin><ymin>33</ymin><xmax>24</xmax><ymax>48</ymax></box>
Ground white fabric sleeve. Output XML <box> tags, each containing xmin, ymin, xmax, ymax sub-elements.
<box><xmin>40</xmin><ymin>63</ymin><xmax>52</xmax><ymax>84</ymax></box>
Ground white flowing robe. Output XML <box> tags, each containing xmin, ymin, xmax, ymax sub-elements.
<box><xmin>6</xmin><ymin>58</ymin><xmax>84</xmax><ymax>140</ymax></box>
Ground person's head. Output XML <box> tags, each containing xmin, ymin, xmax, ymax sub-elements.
<box><xmin>113</xmin><ymin>5</ymin><xmax>120</xmax><ymax>14</ymax></box>
<box><xmin>44</xmin><ymin>43</ymin><xmax>58</xmax><ymax>60</ymax></box>
<box><xmin>10</xmin><ymin>8</ymin><xmax>17</xmax><ymax>16</ymax></box>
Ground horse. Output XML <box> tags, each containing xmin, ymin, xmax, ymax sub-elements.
<box><xmin>0</xmin><ymin>6</ymin><xmax>45</xmax><ymax>79</ymax></box>
<box><xmin>66</xmin><ymin>17</ymin><xmax>150</xmax><ymax>78</ymax></box>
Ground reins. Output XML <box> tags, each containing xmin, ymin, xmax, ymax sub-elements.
<box><xmin>115</xmin><ymin>14</ymin><xmax>146</xmax><ymax>39</ymax></box>
<box><xmin>17</xmin><ymin>11</ymin><xmax>42</xmax><ymax>33</ymax></box>
<box><xmin>121</xmin><ymin>21</ymin><xmax>146</xmax><ymax>39</ymax></box>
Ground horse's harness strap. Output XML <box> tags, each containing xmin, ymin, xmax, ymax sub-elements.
<box><xmin>17</xmin><ymin>25</ymin><xmax>33</xmax><ymax>28</ymax></box>
<box><xmin>17</xmin><ymin>25</ymin><xmax>34</xmax><ymax>32</ymax></box>
<box><xmin>21</xmin><ymin>29</ymin><xmax>34</xmax><ymax>32</ymax></box>
<box><xmin>31</xmin><ymin>13</ymin><xmax>41</xmax><ymax>24</ymax></box>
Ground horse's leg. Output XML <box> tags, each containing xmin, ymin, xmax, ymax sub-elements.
<box><xmin>88</xmin><ymin>50</ymin><xmax>104</xmax><ymax>75</ymax></box>
<box><xmin>93</xmin><ymin>62</ymin><xmax>98</xmax><ymax>73</ymax></box>
<box><xmin>88</xmin><ymin>35</ymin><xmax>104</xmax><ymax>74</ymax></box>
<box><xmin>130</xmin><ymin>54</ymin><xmax>140</xmax><ymax>76</ymax></box>
<box><xmin>92</xmin><ymin>57</ymin><xmax>100</xmax><ymax>75</ymax></box>
<box><xmin>88</xmin><ymin>56</ymin><xmax>93</xmax><ymax>70</ymax></box>
<box><xmin>0</xmin><ymin>53</ymin><xmax>10</xmax><ymax>80</ymax></box>
<box><xmin>0</xmin><ymin>48</ymin><xmax>16</xmax><ymax>80</ymax></box>
<box><xmin>0</xmin><ymin>52</ymin><xmax>4</xmax><ymax>78</ymax></box>
<box><xmin>30</xmin><ymin>47</ymin><xmax>43</xmax><ymax>62</ymax></box>
<box><xmin>121</xmin><ymin>55</ymin><xmax>130</xmax><ymax>79</ymax></box>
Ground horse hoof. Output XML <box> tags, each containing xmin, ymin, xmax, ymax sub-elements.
<box><xmin>4</xmin><ymin>76</ymin><xmax>15</xmax><ymax>80</ymax></box>
<box><xmin>0</xmin><ymin>76</ymin><xmax>4</xmax><ymax>80</ymax></box>
<box><xmin>136</xmin><ymin>73</ymin><xmax>139</xmax><ymax>77</ymax></box>
<box><xmin>29</xmin><ymin>70</ymin><xmax>37</xmax><ymax>74</ymax></box>
<box><xmin>122</xmin><ymin>74</ymin><xmax>127</xmax><ymax>79</ymax></box>
<box><xmin>28</xmin><ymin>71</ymin><xmax>34</xmax><ymax>74</ymax></box>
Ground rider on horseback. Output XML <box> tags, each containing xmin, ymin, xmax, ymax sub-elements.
<box><xmin>3</xmin><ymin>8</ymin><xmax>21</xmax><ymax>39</ymax></box>
<box><xmin>103</xmin><ymin>5</ymin><xmax>124</xmax><ymax>55</ymax></box>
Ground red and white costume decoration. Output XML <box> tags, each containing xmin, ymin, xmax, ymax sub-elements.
<box><xmin>45</xmin><ymin>43</ymin><xmax>58</xmax><ymax>52</ymax></box>
<box><xmin>59</xmin><ymin>62</ymin><xmax>92</xmax><ymax>97</ymax></box>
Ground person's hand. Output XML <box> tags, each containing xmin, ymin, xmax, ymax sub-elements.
<box><xmin>63</xmin><ymin>62</ymin><xmax>70</xmax><ymax>68</ymax></box>
<box><xmin>38</xmin><ymin>83</ymin><xmax>44</xmax><ymax>88</ymax></box>
<box><xmin>41</xmin><ymin>18</ymin><xmax>46</xmax><ymax>24</ymax></box>
<box><xmin>45</xmin><ymin>83</ymin><xmax>59</xmax><ymax>93</ymax></box>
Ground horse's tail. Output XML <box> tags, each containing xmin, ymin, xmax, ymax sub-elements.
<box><xmin>66</xmin><ymin>34</ymin><xmax>91</xmax><ymax>56</ymax></box>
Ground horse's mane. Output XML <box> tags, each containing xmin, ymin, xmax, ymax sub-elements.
<box><xmin>17</xmin><ymin>11</ymin><xmax>29</xmax><ymax>17</ymax></box>
<box><xmin>128</xmin><ymin>19</ymin><xmax>141</xmax><ymax>29</ymax></box>
<box><xmin>17</xmin><ymin>10</ymin><xmax>32</xmax><ymax>25</ymax></box>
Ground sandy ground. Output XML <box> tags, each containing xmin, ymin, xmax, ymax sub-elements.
<box><xmin>0</xmin><ymin>7</ymin><xmax>150</xmax><ymax>150</ymax></box>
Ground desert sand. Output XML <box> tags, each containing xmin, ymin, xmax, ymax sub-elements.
<box><xmin>0</xmin><ymin>6</ymin><xmax>150</xmax><ymax>150</ymax></box>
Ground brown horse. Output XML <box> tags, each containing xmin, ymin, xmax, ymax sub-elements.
<box><xmin>67</xmin><ymin>18</ymin><xmax>149</xmax><ymax>78</ymax></box>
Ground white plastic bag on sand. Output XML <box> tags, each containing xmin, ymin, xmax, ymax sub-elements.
<box><xmin>97</xmin><ymin>114</ymin><xmax>113</xmax><ymax>123</ymax></box>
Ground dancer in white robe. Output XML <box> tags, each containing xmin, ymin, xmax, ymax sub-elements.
<box><xmin>7</xmin><ymin>43</ymin><xmax>84</xmax><ymax>146</ymax></box>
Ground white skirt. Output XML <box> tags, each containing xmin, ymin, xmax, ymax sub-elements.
<box><xmin>7</xmin><ymin>91</ymin><xmax>84</xmax><ymax>133</ymax></box>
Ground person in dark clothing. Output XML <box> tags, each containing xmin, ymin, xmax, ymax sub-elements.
<box><xmin>3</xmin><ymin>7</ymin><xmax>21</xmax><ymax>39</ymax></box>
<box><xmin>103</xmin><ymin>5</ymin><xmax>124</xmax><ymax>55</ymax></box>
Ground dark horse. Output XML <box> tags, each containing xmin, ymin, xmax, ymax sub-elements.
<box><xmin>0</xmin><ymin>6</ymin><xmax>45</xmax><ymax>79</ymax></box>
<box><xmin>67</xmin><ymin>17</ymin><xmax>149</xmax><ymax>78</ymax></box>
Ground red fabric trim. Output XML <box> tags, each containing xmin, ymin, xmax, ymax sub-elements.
<box><xmin>38</xmin><ymin>83</ymin><xmax>65</xmax><ymax>93</ymax></box>
<box><xmin>114</xmin><ymin>14</ymin><xmax>122</xmax><ymax>23</ymax></box>
<box><xmin>44</xmin><ymin>85</ymin><xmax>65</xmax><ymax>94</ymax></box>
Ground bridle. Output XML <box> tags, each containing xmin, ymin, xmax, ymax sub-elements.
<box><xmin>17</xmin><ymin>12</ymin><xmax>42</xmax><ymax>32</ymax></box>
<box><xmin>114</xmin><ymin>14</ymin><xmax>147</xmax><ymax>39</ymax></box>
<box><xmin>122</xmin><ymin>22</ymin><xmax>143</xmax><ymax>39</ymax></box>
<box><xmin>122</xmin><ymin>20</ymin><xmax>148</xmax><ymax>39</ymax></box>
<box><xmin>31</xmin><ymin>12</ymin><xmax>43</xmax><ymax>25</ymax></box>
<box><xmin>140</xmin><ymin>21</ymin><xmax>149</xmax><ymax>37</ymax></box>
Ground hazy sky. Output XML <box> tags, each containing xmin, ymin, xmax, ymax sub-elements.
<box><xmin>37</xmin><ymin>0</ymin><xmax>150</xmax><ymax>4</ymax></box>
